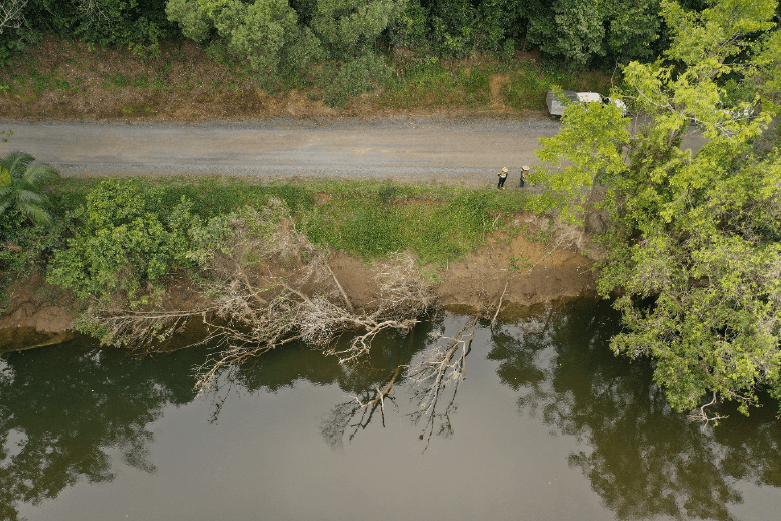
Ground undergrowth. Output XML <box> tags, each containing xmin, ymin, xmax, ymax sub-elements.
<box><xmin>137</xmin><ymin>176</ymin><xmax>525</xmax><ymax>264</ymax></box>
<box><xmin>0</xmin><ymin>36</ymin><xmax>618</xmax><ymax>115</ymax></box>
<box><xmin>73</xmin><ymin>177</ymin><xmax>522</xmax><ymax>259</ymax></box>
<box><xmin>0</xmin><ymin>211</ymin><xmax>71</xmax><ymax>314</ymax></box>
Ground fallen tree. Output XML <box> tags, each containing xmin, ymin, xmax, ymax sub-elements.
<box><xmin>321</xmin><ymin>314</ymin><xmax>480</xmax><ymax>450</ymax></box>
<box><xmin>79</xmin><ymin>200</ymin><xmax>436</xmax><ymax>391</ymax></box>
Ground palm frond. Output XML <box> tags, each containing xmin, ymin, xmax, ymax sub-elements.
<box><xmin>17</xmin><ymin>201</ymin><xmax>52</xmax><ymax>226</ymax></box>
<box><xmin>17</xmin><ymin>189</ymin><xmax>46</xmax><ymax>206</ymax></box>
<box><xmin>0</xmin><ymin>152</ymin><xmax>58</xmax><ymax>226</ymax></box>
<box><xmin>0</xmin><ymin>197</ymin><xmax>12</xmax><ymax>217</ymax></box>
<box><xmin>0</xmin><ymin>167</ymin><xmax>11</xmax><ymax>187</ymax></box>
<box><xmin>0</xmin><ymin>151</ymin><xmax>35</xmax><ymax>179</ymax></box>
<box><xmin>22</xmin><ymin>164</ymin><xmax>58</xmax><ymax>186</ymax></box>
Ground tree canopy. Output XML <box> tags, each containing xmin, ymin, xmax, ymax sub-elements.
<box><xmin>531</xmin><ymin>0</ymin><xmax>781</xmax><ymax>419</ymax></box>
<box><xmin>0</xmin><ymin>0</ymin><xmax>734</xmax><ymax>69</ymax></box>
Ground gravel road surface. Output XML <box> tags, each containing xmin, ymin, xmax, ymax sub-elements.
<box><xmin>0</xmin><ymin>117</ymin><xmax>706</xmax><ymax>187</ymax></box>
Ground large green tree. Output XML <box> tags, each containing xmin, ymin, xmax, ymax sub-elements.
<box><xmin>27</xmin><ymin>0</ymin><xmax>176</xmax><ymax>47</ymax></box>
<box><xmin>165</xmin><ymin>0</ymin><xmax>402</xmax><ymax>105</ymax></box>
<box><xmin>524</xmin><ymin>0</ymin><xmax>663</xmax><ymax>65</ymax></box>
<box><xmin>166</xmin><ymin>0</ymin><xmax>310</xmax><ymax>74</ymax></box>
<box><xmin>531</xmin><ymin>0</ymin><xmax>781</xmax><ymax>419</ymax></box>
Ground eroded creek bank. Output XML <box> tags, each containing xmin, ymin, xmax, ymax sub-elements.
<box><xmin>0</xmin><ymin>211</ymin><xmax>601</xmax><ymax>353</ymax></box>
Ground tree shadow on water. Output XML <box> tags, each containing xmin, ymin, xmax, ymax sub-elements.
<box><xmin>487</xmin><ymin>298</ymin><xmax>781</xmax><ymax>521</ymax></box>
<box><xmin>0</xmin><ymin>339</ymin><xmax>203</xmax><ymax>521</ymax></box>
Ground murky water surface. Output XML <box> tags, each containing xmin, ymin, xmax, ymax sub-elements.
<box><xmin>2</xmin><ymin>300</ymin><xmax>779</xmax><ymax>520</ymax></box>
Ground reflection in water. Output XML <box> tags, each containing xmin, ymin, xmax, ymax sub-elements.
<box><xmin>320</xmin><ymin>365</ymin><xmax>405</xmax><ymax>448</ymax></box>
<box><xmin>488</xmin><ymin>299</ymin><xmax>781</xmax><ymax>521</ymax></box>
<box><xmin>321</xmin><ymin>314</ymin><xmax>477</xmax><ymax>450</ymax></box>
<box><xmin>405</xmin><ymin>316</ymin><xmax>475</xmax><ymax>446</ymax></box>
<box><xmin>0</xmin><ymin>342</ymin><xmax>202</xmax><ymax>521</ymax></box>
<box><xmin>1</xmin><ymin>300</ymin><xmax>780</xmax><ymax>521</ymax></box>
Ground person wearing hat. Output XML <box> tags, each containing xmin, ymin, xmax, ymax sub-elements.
<box><xmin>520</xmin><ymin>165</ymin><xmax>530</xmax><ymax>188</ymax></box>
<box><xmin>497</xmin><ymin>167</ymin><xmax>509</xmax><ymax>189</ymax></box>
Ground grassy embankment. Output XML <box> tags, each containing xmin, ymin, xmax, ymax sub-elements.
<box><xmin>1</xmin><ymin>176</ymin><xmax>538</xmax><ymax>316</ymax></box>
<box><xmin>0</xmin><ymin>36</ymin><xmax>615</xmax><ymax>119</ymax></box>
<box><xmin>60</xmin><ymin>175</ymin><xmax>529</xmax><ymax>260</ymax></box>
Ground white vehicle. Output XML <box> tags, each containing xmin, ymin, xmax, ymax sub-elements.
<box><xmin>546</xmin><ymin>90</ymin><xmax>627</xmax><ymax>117</ymax></box>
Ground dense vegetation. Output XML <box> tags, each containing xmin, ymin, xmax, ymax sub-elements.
<box><xmin>2</xmin><ymin>0</ymin><xmax>711</xmax><ymax>63</ymax></box>
<box><xmin>0</xmin><ymin>173</ymin><xmax>526</xmax><ymax>311</ymax></box>
<box><xmin>1</xmin><ymin>0</ymin><xmax>711</xmax><ymax>107</ymax></box>
<box><xmin>0</xmin><ymin>151</ymin><xmax>63</xmax><ymax>313</ymax></box>
<box><xmin>532</xmin><ymin>0</ymin><xmax>781</xmax><ymax>421</ymax></box>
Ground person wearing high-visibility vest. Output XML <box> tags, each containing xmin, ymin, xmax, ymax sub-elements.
<box><xmin>520</xmin><ymin>165</ymin><xmax>530</xmax><ymax>188</ymax></box>
<box><xmin>497</xmin><ymin>167</ymin><xmax>508</xmax><ymax>189</ymax></box>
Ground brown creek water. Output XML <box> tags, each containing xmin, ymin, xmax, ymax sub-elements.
<box><xmin>1</xmin><ymin>298</ymin><xmax>779</xmax><ymax>521</ymax></box>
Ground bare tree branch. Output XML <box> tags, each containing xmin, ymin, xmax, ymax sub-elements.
<box><xmin>0</xmin><ymin>0</ymin><xmax>28</xmax><ymax>34</ymax></box>
<box><xmin>491</xmin><ymin>281</ymin><xmax>509</xmax><ymax>327</ymax></box>
<box><xmin>78</xmin><ymin>302</ymin><xmax>217</xmax><ymax>352</ymax></box>
<box><xmin>322</xmin><ymin>314</ymin><xmax>479</xmax><ymax>450</ymax></box>
<box><xmin>687</xmin><ymin>392</ymin><xmax>729</xmax><ymax>425</ymax></box>
<box><xmin>325</xmin><ymin>261</ymin><xmax>355</xmax><ymax>314</ymax></box>
<box><xmin>320</xmin><ymin>366</ymin><xmax>403</xmax><ymax>449</ymax></box>
<box><xmin>406</xmin><ymin>316</ymin><xmax>478</xmax><ymax>416</ymax></box>
<box><xmin>81</xmin><ymin>202</ymin><xmax>435</xmax><ymax>415</ymax></box>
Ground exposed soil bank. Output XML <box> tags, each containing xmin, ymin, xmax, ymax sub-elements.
<box><xmin>0</xmin><ymin>273</ymin><xmax>80</xmax><ymax>352</ymax></box>
<box><xmin>0</xmin><ymin>212</ymin><xmax>600</xmax><ymax>353</ymax></box>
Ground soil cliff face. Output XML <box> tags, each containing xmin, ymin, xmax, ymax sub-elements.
<box><xmin>0</xmin><ymin>213</ymin><xmax>600</xmax><ymax>353</ymax></box>
<box><xmin>0</xmin><ymin>273</ymin><xmax>79</xmax><ymax>352</ymax></box>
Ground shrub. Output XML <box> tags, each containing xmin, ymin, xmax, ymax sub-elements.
<box><xmin>322</xmin><ymin>53</ymin><xmax>390</xmax><ymax>108</ymax></box>
<box><xmin>48</xmin><ymin>179</ymin><xmax>199</xmax><ymax>308</ymax></box>
<box><xmin>0</xmin><ymin>209</ymin><xmax>70</xmax><ymax>315</ymax></box>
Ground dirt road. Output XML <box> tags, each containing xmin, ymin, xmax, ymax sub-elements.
<box><xmin>0</xmin><ymin>118</ymin><xmax>707</xmax><ymax>187</ymax></box>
